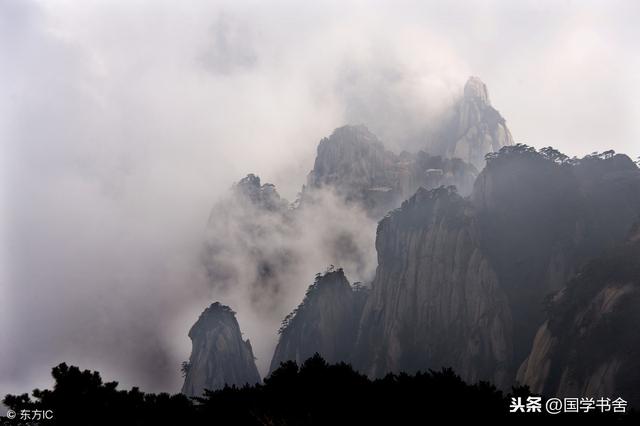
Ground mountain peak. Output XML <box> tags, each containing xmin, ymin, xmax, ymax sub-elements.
<box><xmin>182</xmin><ymin>302</ymin><xmax>261</xmax><ymax>397</ymax></box>
<box><xmin>232</xmin><ymin>173</ymin><xmax>286</xmax><ymax>212</ymax></box>
<box><xmin>464</xmin><ymin>76</ymin><xmax>490</xmax><ymax>104</ymax></box>
<box><xmin>328</xmin><ymin>124</ymin><xmax>380</xmax><ymax>145</ymax></box>
<box><xmin>269</xmin><ymin>267</ymin><xmax>368</xmax><ymax>373</ymax></box>
<box><xmin>430</xmin><ymin>76</ymin><xmax>512</xmax><ymax>169</ymax></box>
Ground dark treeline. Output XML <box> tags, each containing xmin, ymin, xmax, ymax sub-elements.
<box><xmin>2</xmin><ymin>354</ymin><xmax>636</xmax><ymax>425</ymax></box>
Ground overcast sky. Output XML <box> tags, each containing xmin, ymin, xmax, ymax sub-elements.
<box><xmin>1</xmin><ymin>0</ymin><xmax>639</xmax><ymax>398</ymax></box>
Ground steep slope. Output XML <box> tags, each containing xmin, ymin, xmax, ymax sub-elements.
<box><xmin>198</xmin><ymin>105</ymin><xmax>639</xmax><ymax>397</ymax></box>
<box><xmin>305</xmin><ymin>124</ymin><xmax>477</xmax><ymax>218</ymax></box>
<box><xmin>306</xmin><ymin>125</ymin><xmax>397</xmax><ymax>200</ymax></box>
<box><xmin>517</xmin><ymin>224</ymin><xmax>640</xmax><ymax>406</ymax></box>
<box><xmin>269</xmin><ymin>268</ymin><xmax>368</xmax><ymax>373</ymax></box>
<box><xmin>353</xmin><ymin>146</ymin><xmax>640</xmax><ymax>388</ymax></box>
<box><xmin>354</xmin><ymin>187</ymin><xmax>513</xmax><ymax>386</ymax></box>
<box><xmin>472</xmin><ymin>147</ymin><xmax>640</xmax><ymax>366</ymax></box>
<box><xmin>433</xmin><ymin>76</ymin><xmax>513</xmax><ymax>169</ymax></box>
<box><xmin>182</xmin><ymin>303</ymin><xmax>261</xmax><ymax>397</ymax></box>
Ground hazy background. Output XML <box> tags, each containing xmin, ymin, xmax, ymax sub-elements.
<box><xmin>1</xmin><ymin>0</ymin><xmax>639</xmax><ymax>398</ymax></box>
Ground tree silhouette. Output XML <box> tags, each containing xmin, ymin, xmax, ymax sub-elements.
<box><xmin>539</xmin><ymin>147</ymin><xmax>569</xmax><ymax>164</ymax></box>
<box><xmin>2</xmin><ymin>355</ymin><xmax>637</xmax><ymax>425</ymax></box>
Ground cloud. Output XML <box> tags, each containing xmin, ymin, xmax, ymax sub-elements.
<box><xmin>202</xmin><ymin>179</ymin><xmax>377</xmax><ymax>374</ymax></box>
<box><xmin>1</xmin><ymin>0</ymin><xmax>639</xmax><ymax>397</ymax></box>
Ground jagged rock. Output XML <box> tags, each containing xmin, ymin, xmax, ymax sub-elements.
<box><xmin>352</xmin><ymin>147</ymin><xmax>640</xmax><ymax>389</ymax></box>
<box><xmin>517</xmin><ymin>231</ymin><xmax>640</xmax><ymax>406</ymax></box>
<box><xmin>354</xmin><ymin>187</ymin><xmax>513</xmax><ymax>387</ymax></box>
<box><xmin>472</xmin><ymin>147</ymin><xmax>640</xmax><ymax>366</ymax></box>
<box><xmin>201</xmin><ymin>118</ymin><xmax>640</xmax><ymax>399</ymax></box>
<box><xmin>305</xmin><ymin>124</ymin><xmax>478</xmax><ymax>218</ymax></box>
<box><xmin>464</xmin><ymin>76</ymin><xmax>490</xmax><ymax>103</ymax></box>
<box><xmin>203</xmin><ymin>123</ymin><xmax>479</xmax><ymax>314</ymax></box>
<box><xmin>202</xmin><ymin>174</ymin><xmax>296</xmax><ymax>314</ymax></box>
<box><xmin>182</xmin><ymin>303</ymin><xmax>261</xmax><ymax>397</ymax></box>
<box><xmin>303</xmin><ymin>78</ymin><xmax>514</xmax><ymax>214</ymax></box>
<box><xmin>231</xmin><ymin>173</ymin><xmax>288</xmax><ymax>212</ymax></box>
<box><xmin>433</xmin><ymin>76</ymin><xmax>513</xmax><ymax>169</ymax></box>
<box><xmin>307</xmin><ymin>125</ymin><xmax>396</xmax><ymax>193</ymax></box>
<box><xmin>304</xmin><ymin>125</ymin><xmax>403</xmax><ymax>218</ymax></box>
<box><xmin>269</xmin><ymin>268</ymin><xmax>368</xmax><ymax>373</ymax></box>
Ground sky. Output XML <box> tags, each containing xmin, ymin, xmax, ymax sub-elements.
<box><xmin>1</xmin><ymin>0</ymin><xmax>639</xmax><ymax>398</ymax></box>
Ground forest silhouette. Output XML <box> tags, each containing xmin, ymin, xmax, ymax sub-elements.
<box><xmin>2</xmin><ymin>354</ymin><xmax>637</xmax><ymax>425</ymax></box>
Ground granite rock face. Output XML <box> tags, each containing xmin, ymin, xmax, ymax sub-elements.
<box><xmin>197</xmin><ymin>78</ymin><xmax>640</xmax><ymax>401</ymax></box>
<box><xmin>433</xmin><ymin>77</ymin><xmax>513</xmax><ymax>169</ymax></box>
<box><xmin>472</xmin><ymin>148</ymin><xmax>640</xmax><ymax>367</ymax></box>
<box><xmin>517</xmin><ymin>228</ymin><xmax>640</xmax><ymax>406</ymax></box>
<box><xmin>305</xmin><ymin>124</ymin><xmax>478</xmax><ymax>218</ymax></box>
<box><xmin>182</xmin><ymin>303</ymin><xmax>261</xmax><ymax>397</ymax></box>
<box><xmin>354</xmin><ymin>187</ymin><xmax>513</xmax><ymax>387</ymax></box>
<box><xmin>259</xmin><ymin>145</ymin><xmax>640</xmax><ymax>396</ymax></box>
<box><xmin>269</xmin><ymin>268</ymin><xmax>368</xmax><ymax>373</ymax></box>
<box><xmin>231</xmin><ymin>173</ymin><xmax>289</xmax><ymax>212</ymax></box>
<box><xmin>202</xmin><ymin>120</ymin><xmax>483</xmax><ymax>313</ymax></box>
<box><xmin>351</xmin><ymin>147</ymin><xmax>640</xmax><ymax>389</ymax></box>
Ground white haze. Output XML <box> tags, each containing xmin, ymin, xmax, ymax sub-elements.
<box><xmin>1</xmin><ymin>0</ymin><xmax>639</xmax><ymax>398</ymax></box>
<box><xmin>204</xmin><ymin>184</ymin><xmax>378</xmax><ymax>374</ymax></box>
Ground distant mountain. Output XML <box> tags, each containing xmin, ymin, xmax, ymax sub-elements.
<box><xmin>181</xmin><ymin>303</ymin><xmax>261</xmax><ymax>397</ymax></box>
<box><xmin>432</xmin><ymin>76</ymin><xmax>513</xmax><ymax>169</ymax></box>
<box><xmin>272</xmin><ymin>145</ymin><xmax>640</xmax><ymax>399</ymax></box>
<box><xmin>201</xmin><ymin>173</ymin><xmax>298</xmax><ymax>316</ymax></box>
<box><xmin>305</xmin><ymin>124</ymin><xmax>478</xmax><ymax>218</ymax></box>
<box><xmin>199</xmin><ymin>120</ymin><xmax>479</xmax><ymax>323</ymax></box>
<box><xmin>191</xmin><ymin>77</ymin><xmax>639</xmax><ymax>404</ymax></box>
<box><xmin>229</xmin><ymin>173</ymin><xmax>289</xmax><ymax>213</ymax></box>
<box><xmin>304</xmin><ymin>76</ymin><xmax>513</xmax><ymax>214</ymax></box>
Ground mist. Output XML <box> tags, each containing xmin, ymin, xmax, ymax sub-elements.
<box><xmin>203</xmin><ymin>180</ymin><xmax>378</xmax><ymax>374</ymax></box>
<box><xmin>2</xmin><ymin>0</ymin><xmax>640</xmax><ymax>398</ymax></box>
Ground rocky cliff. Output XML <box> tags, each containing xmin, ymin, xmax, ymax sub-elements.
<box><xmin>433</xmin><ymin>76</ymin><xmax>513</xmax><ymax>169</ymax></box>
<box><xmin>352</xmin><ymin>146</ymin><xmax>640</xmax><ymax>389</ymax></box>
<box><xmin>182</xmin><ymin>303</ymin><xmax>261</xmax><ymax>397</ymax></box>
<box><xmin>230</xmin><ymin>173</ymin><xmax>289</xmax><ymax>213</ymax></box>
<box><xmin>517</xmin><ymin>226</ymin><xmax>640</xmax><ymax>406</ymax></box>
<box><xmin>472</xmin><ymin>147</ymin><xmax>640</xmax><ymax>366</ymax></box>
<box><xmin>269</xmin><ymin>268</ymin><xmax>368</xmax><ymax>373</ymax></box>
<box><xmin>198</xmin><ymin>85</ymin><xmax>640</xmax><ymax>399</ymax></box>
<box><xmin>354</xmin><ymin>186</ymin><xmax>513</xmax><ymax>386</ymax></box>
<box><xmin>305</xmin><ymin>124</ymin><xmax>478</xmax><ymax>218</ymax></box>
